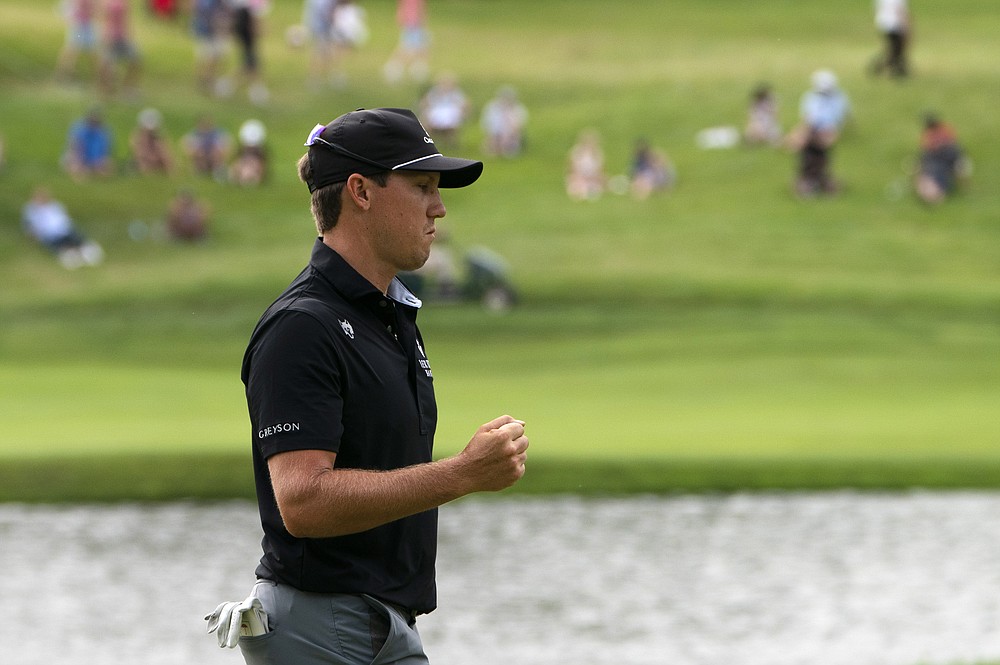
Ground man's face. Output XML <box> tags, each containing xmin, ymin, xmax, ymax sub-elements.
<box><xmin>368</xmin><ymin>170</ymin><xmax>447</xmax><ymax>273</ymax></box>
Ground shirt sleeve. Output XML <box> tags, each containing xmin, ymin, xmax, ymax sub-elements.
<box><xmin>245</xmin><ymin>310</ymin><xmax>345</xmax><ymax>459</ymax></box>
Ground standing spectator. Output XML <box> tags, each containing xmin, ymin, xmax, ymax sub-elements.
<box><xmin>128</xmin><ymin>107</ymin><xmax>174</xmax><ymax>175</ymax></box>
<box><xmin>565</xmin><ymin>129</ymin><xmax>606</xmax><ymax>201</ymax></box>
<box><xmin>182</xmin><ymin>114</ymin><xmax>232</xmax><ymax>180</ymax></box>
<box><xmin>744</xmin><ymin>82</ymin><xmax>782</xmax><ymax>146</ymax></box>
<box><xmin>480</xmin><ymin>85</ymin><xmax>528</xmax><ymax>158</ymax></box>
<box><xmin>62</xmin><ymin>107</ymin><xmax>115</xmax><ymax>180</ymax></box>
<box><xmin>230</xmin><ymin>0</ymin><xmax>270</xmax><ymax>105</ymax></box>
<box><xmin>787</xmin><ymin>69</ymin><xmax>851</xmax><ymax>150</ymax></box>
<box><xmin>419</xmin><ymin>72</ymin><xmax>470</xmax><ymax>149</ymax></box>
<box><xmin>166</xmin><ymin>188</ymin><xmax>210</xmax><ymax>241</ymax></box>
<box><xmin>328</xmin><ymin>0</ymin><xmax>368</xmax><ymax>85</ymax></box>
<box><xmin>794</xmin><ymin>126</ymin><xmax>838</xmax><ymax>198</ymax></box>
<box><xmin>301</xmin><ymin>0</ymin><xmax>337</xmax><ymax>87</ymax></box>
<box><xmin>871</xmin><ymin>0</ymin><xmax>910</xmax><ymax>78</ymax></box>
<box><xmin>229</xmin><ymin>118</ymin><xmax>269</xmax><ymax>186</ymax></box>
<box><xmin>55</xmin><ymin>0</ymin><xmax>100</xmax><ymax>84</ymax></box>
<box><xmin>191</xmin><ymin>0</ymin><xmax>232</xmax><ymax>96</ymax></box>
<box><xmin>98</xmin><ymin>0</ymin><xmax>142</xmax><ymax>98</ymax></box>
<box><xmin>914</xmin><ymin>114</ymin><xmax>968</xmax><ymax>205</ymax></box>
<box><xmin>22</xmin><ymin>186</ymin><xmax>104</xmax><ymax>268</ymax></box>
<box><xmin>149</xmin><ymin>0</ymin><xmax>179</xmax><ymax>19</ymax></box>
<box><xmin>382</xmin><ymin>0</ymin><xmax>430</xmax><ymax>84</ymax></box>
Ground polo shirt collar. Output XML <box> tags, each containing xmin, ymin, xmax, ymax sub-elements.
<box><xmin>309</xmin><ymin>238</ymin><xmax>423</xmax><ymax>309</ymax></box>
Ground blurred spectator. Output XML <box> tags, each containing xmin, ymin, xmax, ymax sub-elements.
<box><xmin>383</xmin><ymin>0</ymin><xmax>430</xmax><ymax>84</ymax></box>
<box><xmin>787</xmin><ymin>69</ymin><xmax>851</xmax><ymax>150</ymax></box>
<box><xmin>182</xmin><ymin>115</ymin><xmax>232</xmax><ymax>180</ymax></box>
<box><xmin>403</xmin><ymin>226</ymin><xmax>461</xmax><ymax>301</ymax></box>
<box><xmin>328</xmin><ymin>0</ymin><xmax>368</xmax><ymax>83</ymax></box>
<box><xmin>230</xmin><ymin>0</ymin><xmax>270</xmax><ymax>105</ymax></box>
<box><xmin>62</xmin><ymin>107</ymin><xmax>115</xmax><ymax>180</ymax></box>
<box><xmin>98</xmin><ymin>0</ymin><xmax>142</xmax><ymax>98</ymax></box>
<box><xmin>22</xmin><ymin>186</ymin><xmax>104</xmax><ymax>268</ymax></box>
<box><xmin>55</xmin><ymin>0</ymin><xmax>99</xmax><ymax>84</ymax></box>
<box><xmin>915</xmin><ymin>114</ymin><xmax>969</xmax><ymax>205</ymax></box>
<box><xmin>149</xmin><ymin>0</ymin><xmax>179</xmax><ymax>19</ymax></box>
<box><xmin>191</xmin><ymin>0</ymin><xmax>232</xmax><ymax>96</ymax></box>
<box><xmin>744</xmin><ymin>82</ymin><xmax>782</xmax><ymax>146</ymax></box>
<box><xmin>419</xmin><ymin>72</ymin><xmax>470</xmax><ymax>148</ymax></box>
<box><xmin>565</xmin><ymin>129</ymin><xmax>605</xmax><ymax>201</ymax></box>
<box><xmin>794</xmin><ymin>126</ymin><xmax>838</xmax><ymax>198</ymax></box>
<box><xmin>870</xmin><ymin>0</ymin><xmax>910</xmax><ymax>78</ymax></box>
<box><xmin>301</xmin><ymin>0</ymin><xmax>337</xmax><ymax>86</ymax></box>
<box><xmin>628</xmin><ymin>138</ymin><xmax>675</xmax><ymax>200</ymax></box>
<box><xmin>480</xmin><ymin>85</ymin><xmax>528</xmax><ymax>158</ymax></box>
<box><xmin>229</xmin><ymin>118</ymin><xmax>268</xmax><ymax>186</ymax></box>
<box><xmin>128</xmin><ymin>107</ymin><xmax>174</xmax><ymax>175</ymax></box>
<box><xmin>166</xmin><ymin>188</ymin><xmax>210</xmax><ymax>241</ymax></box>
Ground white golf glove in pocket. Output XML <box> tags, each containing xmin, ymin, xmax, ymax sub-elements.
<box><xmin>205</xmin><ymin>596</ymin><xmax>269</xmax><ymax>648</ymax></box>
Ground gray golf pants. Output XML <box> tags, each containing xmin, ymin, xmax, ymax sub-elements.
<box><xmin>238</xmin><ymin>580</ymin><xmax>430</xmax><ymax>665</ymax></box>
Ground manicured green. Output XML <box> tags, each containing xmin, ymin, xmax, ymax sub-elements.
<box><xmin>1</xmin><ymin>0</ymin><xmax>999</xmax><ymax>501</ymax></box>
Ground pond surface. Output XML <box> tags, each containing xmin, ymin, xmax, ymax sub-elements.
<box><xmin>2</xmin><ymin>492</ymin><xmax>1000</xmax><ymax>665</ymax></box>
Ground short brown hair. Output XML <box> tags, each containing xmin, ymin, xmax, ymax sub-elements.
<box><xmin>297</xmin><ymin>153</ymin><xmax>390</xmax><ymax>234</ymax></box>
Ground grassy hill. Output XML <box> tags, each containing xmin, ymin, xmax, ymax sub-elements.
<box><xmin>2</xmin><ymin>0</ymin><xmax>999</xmax><ymax>500</ymax></box>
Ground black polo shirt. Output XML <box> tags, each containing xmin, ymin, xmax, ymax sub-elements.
<box><xmin>241</xmin><ymin>238</ymin><xmax>439</xmax><ymax>614</ymax></box>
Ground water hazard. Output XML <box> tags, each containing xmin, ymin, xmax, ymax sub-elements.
<box><xmin>3</xmin><ymin>492</ymin><xmax>1000</xmax><ymax>665</ymax></box>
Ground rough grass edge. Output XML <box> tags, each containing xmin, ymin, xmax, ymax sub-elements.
<box><xmin>3</xmin><ymin>454</ymin><xmax>1000</xmax><ymax>503</ymax></box>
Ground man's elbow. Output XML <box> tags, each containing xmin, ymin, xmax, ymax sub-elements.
<box><xmin>278</xmin><ymin>502</ymin><xmax>312</xmax><ymax>538</ymax></box>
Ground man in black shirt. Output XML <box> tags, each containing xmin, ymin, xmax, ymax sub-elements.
<box><xmin>238</xmin><ymin>108</ymin><xmax>529</xmax><ymax>664</ymax></box>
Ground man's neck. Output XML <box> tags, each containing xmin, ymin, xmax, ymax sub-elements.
<box><xmin>321</xmin><ymin>234</ymin><xmax>393</xmax><ymax>295</ymax></box>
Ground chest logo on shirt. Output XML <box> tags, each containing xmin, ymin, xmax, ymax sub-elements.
<box><xmin>339</xmin><ymin>318</ymin><xmax>355</xmax><ymax>339</ymax></box>
<box><xmin>416</xmin><ymin>341</ymin><xmax>432</xmax><ymax>377</ymax></box>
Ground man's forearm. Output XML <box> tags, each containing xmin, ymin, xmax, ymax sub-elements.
<box><xmin>276</xmin><ymin>456</ymin><xmax>473</xmax><ymax>538</ymax></box>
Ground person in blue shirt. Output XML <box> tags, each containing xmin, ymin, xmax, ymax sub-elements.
<box><xmin>63</xmin><ymin>107</ymin><xmax>114</xmax><ymax>180</ymax></box>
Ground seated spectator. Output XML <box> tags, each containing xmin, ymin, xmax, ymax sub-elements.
<box><xmin>22</xmin><ymin>186</ymin><xmax>104</xmax><ymax>268</ymax></box>
<box><xmin>794</xmin><ymin>126</ymin><xmax>838</xmax><ymax>198</ymax></box>
<box><xmin>182</xmin><ymin>115</ymin><xmax>232</xmax><ymax>180</ymax></box>
<box><xmin>62</xmin><ymin>107</ymin><xmax>115</xmax><ymax>180</ymax></box>
<box><xmin>481</xmin><ymin>85</ymin><xmax>528</xmax><ymax>158</ymax></box>
<box><xmin>744</xmin><ymin>82</ymin><xmax>781</xmax><ymax>146</ymax></box>
<box><xmin>629</xmin><ymin>138</ymin><xmax>676</xmax><ymax>199</ymax></box>
<box><xmin>419</xmin><ymin>72</ymin><xmax>470</xmax><ymax>148</ymax></box>
<box><xmin>915</xmin><ymin>114</ymin><xmax>969</xmax><ymax>205</ymax></box>
<box><xmin>128</xmin><ymin>107</ymin><xmax>174</xmax><ymax>175</ymax></box>
<box><xmin>566</xmin><ymin>129</ymin><xmax>606</xmax><ymax>201</ymax></box>
<box><xmin>166</xmin><ymin>188</ymin><xmax>210</xmax><ymax>241</ymax></box>
<box><xmin>229</xmin><ymin>119</ymin><xmax>269</xmax><ymax>186</ymax></box>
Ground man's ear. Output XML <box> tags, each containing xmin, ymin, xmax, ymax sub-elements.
<box><xmin>345</xmin><ymin>173</ymin><xmax>372</xmax><ymax>210</ymax></box>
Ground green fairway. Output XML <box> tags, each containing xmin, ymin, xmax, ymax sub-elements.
<box><xmin>1</xmin><ymin>0</ymin><xmax>999</xmax><ymax>499</ymax></box>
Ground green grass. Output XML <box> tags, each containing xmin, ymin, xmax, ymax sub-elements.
<box><xmin>1</xmin><ymin>0</ymin><xmax>999</xmax><ymax>501</ymax></box>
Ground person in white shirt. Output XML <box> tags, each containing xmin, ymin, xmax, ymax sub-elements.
<box><xmin>22</xmin><ymin>186</ymin><xmax>103</xmax><ymax>268</ymax></box>
<box><xmin>871</xmin><ymin>0</ymin><xmax>910</xmax><ymax>77</ymax></box>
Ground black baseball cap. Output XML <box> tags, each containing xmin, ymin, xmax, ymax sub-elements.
<box><xmin>303</xmin><ymin>107</ymin><xmax>483</xmax><ymax>192</ymax></box>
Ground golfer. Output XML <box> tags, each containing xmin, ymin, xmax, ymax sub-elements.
<box><xmin>237</xmin><ymin>107</ymin><xmax>528</xmax><ymax>664</ymax></box>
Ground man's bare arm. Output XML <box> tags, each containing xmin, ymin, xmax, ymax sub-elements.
<box><xmin>269</xmin><ymin>415</ymin><xmax>528</xmax><ymax>538</ymax></box>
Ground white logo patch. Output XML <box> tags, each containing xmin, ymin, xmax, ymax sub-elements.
<box><xmin>339</xmin><ymin>319</ymin><xmax>355</xmax><ymax>339</ymax></box>
<box><xmin>416</xmin><ymin>341</ymin><xmax>432</xmax><ymax>377</ymax></box>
